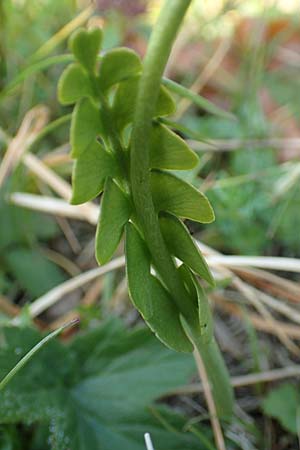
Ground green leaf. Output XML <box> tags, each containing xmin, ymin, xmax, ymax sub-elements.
<box><xmin>262</xmin><ymin>383</ymin><xmax>300</xmax><ymax>434</ymax></box>
<box><xmin>151</xmin><ymin>170</ymin><xmax>215</xmax><ymax>223</ymax></box>
<box><xmin>125</xmin><ymin>223</ymin><xmax>153</xmax><ymax>320</ymax></box>
<box><xmin>70</xmin><ymin>27</ymin><xmax>102</xmax><ymax>73</ymax></box>
<box><xmin>96</xmin><ymin>179</ymin><xmax>131</xmax><ymax>264</ymax></box>
<box><xmin>177</xmin><ymin>264</ymin><xmax>214</xmax><ymax>338</ymax></box>
<box><xmin>98</xmin><ymin>48</ymin><xmax>142</xmax><ymax>91</ymax></box>
<box><xmin>146</xmin><ymin>276</ymin><xmax>193</xmax><ymax>353</ymax></box>
<box><xmin>4</xmin><ymin>247</ymin><xmax>66</xmax><ymax>297</ymax></box>
<box><xmin>177</xmin><ymin>264</ymin><xmax>198</xmax><ymax>300</ymax></box>
<box><xmin>150</xmin><ymin>123</ymin><xmax>198</xmax><ymax>170</ymax></box>
<box><xmin>125</xmin><ymin>224</ymin><xmax>192</xmax><ymax>353</ymax></box>
<box><xmin>57</xmin><ymin>63</ymin><xmax>94</xmax><ymax>105</ymax></box>
<box><xmin>156</xmin><ymin>85</ymin><xmax>176</xmax><ymax>118</ymax></box>
<box><xmin>0</xmin><ymin>196</ymin><xmax>58</xmax><ymax>250</ymax></box>
<box><xmin>194</xmin><ymin>281</ymin><xmax>213</xmax><ymax>341</ymax></box>
<box><xmin>112</xmin><ymin>77</ymin><xmax>176</xmax><ymax>132</ymax></box>
<box><xmin>71</xmin><ymin>141</ymin><xmax>117</xmax><ymax>204</ymax></box>
<box><xmin>0</xmin><ymin>322</ymin><xmax>205</xmax><ymax>450</ymax></box>
<box><xmin>159</xmin><ymin>213</ymin><xmax>214</xmax><ymax>286</ymax></box>
<box><xmin>70</xmin><ymin>97</ymin><xmax>104</xmax><ymax>157</ymax></box>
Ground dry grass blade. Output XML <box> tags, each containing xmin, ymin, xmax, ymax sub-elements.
<box><xmin>23</xmin><ymin>153</ymin><xmax>72</xmax><ymax>200</ymax></box>
<box><xmin>252</xmin><ymin>288</ymin><xmax>300</xmax><ymax>326</ymax></box>
<box><xmin>194</xmin><ymin>350</ymin><xmax>227</xmax><ymax>450</ymax></box>
<box><xmin>28</xmin><ymin>256</ymin><xmax>125</xmax><ymax>318</ymax></box>
<box><xmin>22</xmin><ymin>154</ymin><xmax>99</xmax><ymax>223</ymax></box>
<box><xmin>9</xmin><ymin>192</ymin><xmax>99</xmax><ymax>224</ymax></box>
<box><xmin>0</xmin><ymin>105</ymin><xmax>49</xmax><ymax>187</ymax></box>
<box><xmin>41</xmin><ymin>248</ymin><xmax>81</xmax><ymax>277</ymax></box>
<box><xmin>55</xmin><ymin>216</ymin><xmax>82</xmax><ymax>254</ymax></box>
<box><xmin>207</xmin><ymin>254</ymin><xmax>300</xmax><ymax>273</ymax></box>
<box><xmin>166</xmin><ymin>365</ymin><xmax>300</xmax><ymax>396</ymax></box>
<box><xmin>233</xmin><ymin>267</ymin><xmax>300</xmax><ymax>304</ymax></box>
<box><xmin>30</xmin><ymin>6</ymin><xmax>94</xmax><ymax>62</ymax></box>
<box><xmin>213</xmin><ymin>297</ymin><xmax>300</xmax><ymax>340</ymax></box>
<box><xmin>176</xmin><ymin>38</ymin><xmax>231</xmax><ymax>119</ymax></box>
<box><xmin>197</xmin><ymin>240</ymin><xmax>300</xmax><ymax>354</ymax></box>
<box><xmin>231</xmin><ymin>276</ymin><xmax>300</xmax><ymax>356</ymax></box>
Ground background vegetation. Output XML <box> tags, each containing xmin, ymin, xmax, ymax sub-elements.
<box><xmin>1</xmin><ymin>0</ymin><xmax>300</xmax><ymax>448</ymax></box>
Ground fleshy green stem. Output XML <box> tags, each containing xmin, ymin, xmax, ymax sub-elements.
<box><xmin>130</xmin><ymin>0</ymin><xmax>197</xmax><ymax>327</ymax></box>
<box><xmin>130</xmin><ymin>0</ymin><xmax>234</xmax><ymax>418</ymax></box>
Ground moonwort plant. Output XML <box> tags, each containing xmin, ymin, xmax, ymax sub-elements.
<box><xmin>58</xmin><ymin>0</ymin><xmax>234</xmax><ymax>419</ymax></box>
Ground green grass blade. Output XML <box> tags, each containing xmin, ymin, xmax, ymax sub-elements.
<box><xmin>0</xmin><ymin>54</ymin><xmax>74</xmax><ymax>100</ymax></box>
<box><xmin>162</xmin><ymin>77</ymin><xmax>236</xmax><ymax>121</ymax></box>
<box><xmin>0</xmin><ymin>319</ymin><xmax>78</xmax><ymax>391</ymax></box>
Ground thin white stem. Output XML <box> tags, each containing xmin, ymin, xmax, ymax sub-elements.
<box><xmin>27</xmin><ymin>256</ymin><xmax>125</xmax><ymax>318</ymax></box>
<box><xmin>9</xmin><ymin>192</ymin><xmax>99</xmax><ymax>224</ymax></box>
<box><xmin>166</xmin><ymin>364</ymin><xmax>300</xmax><ymax>396</ymax></box>
<box><xmin>144</xmin><ymin>433</ymin><xmax>155</xmax><ymax>450</ymax></box>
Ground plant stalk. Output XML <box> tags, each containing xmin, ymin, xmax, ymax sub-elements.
<box><xmin>130</xmin><ymin>0</ymin><xmax>197</xmax><ymax>326</ymax></box>
<box><xmin>130</xmin><ymin>0</ymin><xmax>234</xmax><ymax>418</ymax></box>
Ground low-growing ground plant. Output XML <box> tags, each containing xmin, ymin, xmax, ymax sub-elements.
<box><xmin>57</xmin><ymin>0</ymin><xmax>233</xmax><ymax>419</ymax></box>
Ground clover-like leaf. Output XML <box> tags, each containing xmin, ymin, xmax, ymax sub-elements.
<box><xmin>146</xmin><ymin>276</ymin><xmax>193</xmax><ymax>353</ymax></box>
<box><xmin>150</xmin><ymin>123</ymin><xmax>198</xmax><ymax>170</ymax></box>
<box><xmin>112</xmin><ymin>77</ymin><xmax>176</xmax><ymax>132</ymax></box>
<box><xmin>58</xmin><ymin>63</ymin><xmax>94</xmax><ymax>105</ymax></box>
<box><xmin>125</xmin><ymin>223</ymin><xmax>153</xmax><ymax>320</ymax></box>
<box><xmin>151</xmin><ymin>170</ymin><xmax>215</xmax><ymax>223</ymax></box>
<box><xmin>98</xmin><ymin>48</ymin><xmax>142</xmax><ymax>92</ymax></box>
<box><xmin>71</xmin><ymin>142</ymin><xmax>118</xmax><ymax>204</ymax></box>
<box><xmin>96</xmin><ymin>179</ymin><xmax>131</xmax><ymax>264</ymax></box>
<box><xmin>71</xmin><ymin>97</ymin><xmax>104</xmax><ymax>157</ymax></box>
<box><xmin>159</xmin><ymin>213</ymin><xmax>214</xmax><ymax>286</ymax></box>
<box><xmin>70</xmin><ymin>27</ymin><xmax>102</xmax><ymax>73</ymax></box>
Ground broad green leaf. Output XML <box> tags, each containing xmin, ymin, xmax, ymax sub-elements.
<box><xmin>98</xmin><ymin>48</ymin><xmax>142</xmax><ymax>91</ymax></box>
<box><xmin>71</xmin><ymin>142</ymin><xmax>117</xmax><ymax>204</ymax></box>
<box><xmin>96</xmin><ymin>179</ymin><xmax>131</xmax><ymax>264</ymax></box>
<box><xmin>58</xmin><ymin>63</ymin><xmax>94</xmax><ymax>105</ymax></box>
<box><xmin>71</xmin><ymin>97</ymin><xmax>104</xmax><ymax>157</ymax></box>
<box><xmin>146</xmin><ymin>276</ymin><xmax>193</xmax><ymax>353</ymax></box>
<box><xmin>4</xmin><ymin>247</ymin><xmax>66</xmax><ymax>297</ymax></box>
<box><xmin>125</xmin><ymin>223</ymin><xmax>153</xmax><ymax>320</ymax></box>
<box><xmin>150</xmin><ymin>123</ymin><xmax>198</xmax><ymax>170</ymax></box>
<box><xmin>159</xmin><ymin>213</ymin><xmax>214</xmax><ymax>286</ymax></box>
<box><xmin>70</xmin><ymin>27</ymin><xmax>102</xmax><ymax>73</ymax></box>
<box><xmin>112</xmin><ymin>77</ymin><xmax>176</xmax><ymax>132</ymax></box>
<box><xmin>0</xmin><ymin>197</ymin><xmax>58</xmax><ymax>251</ymax></box>
<box><xmin>0</xmin><ymin>322</ymin><xmax>204</xmax><ymax>450</ymax></box>
<box><xmin>262</xmin><ymin>383</ymin><xmax>300</xmax><ymax>434</ymax></box>
<box><xmin>151</xmin><ymin>170</ymin><xmax>215</xmax><ymax>223</ymax></box>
